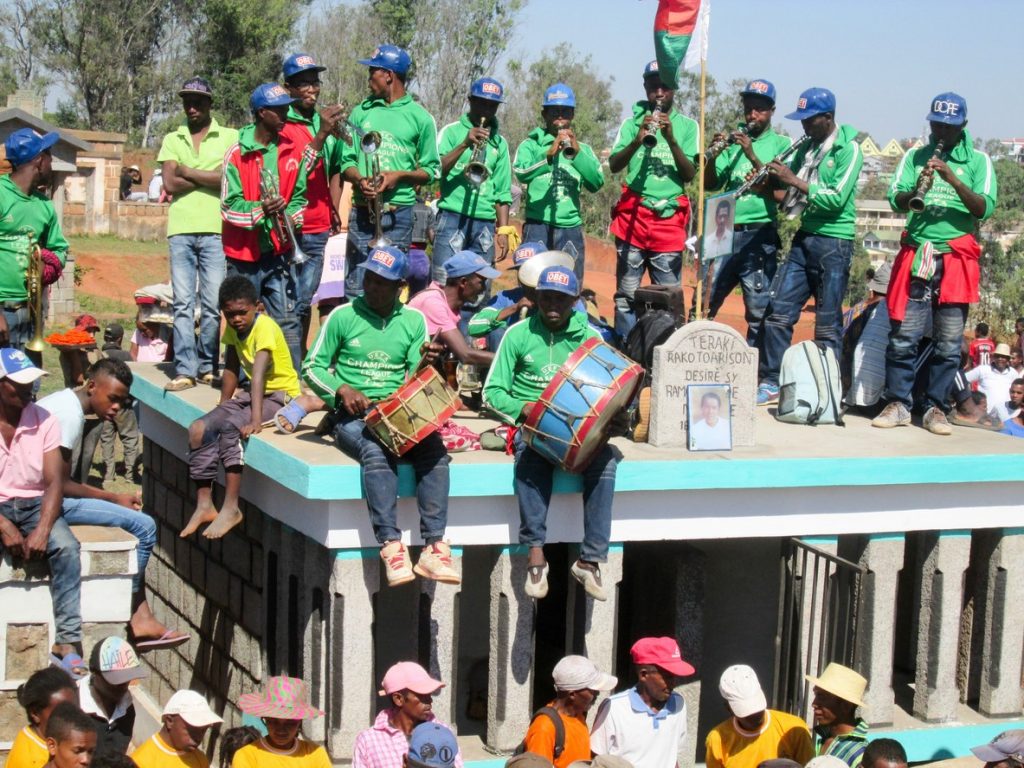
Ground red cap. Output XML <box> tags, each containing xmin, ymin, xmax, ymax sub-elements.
<box><xmin>630</xmin><ymin>637</ymin><xmax>695</xmax><ymax>676</ymax></box>
<box><xmin>74</xmin><ymin>313</ymin><xmax>100</xmax><ymax>331</ymax></box>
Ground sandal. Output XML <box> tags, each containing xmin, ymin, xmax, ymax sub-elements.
<box><xmin>50</xmin><ymin>651</ymin><xmax>88</xmax><ymax>678</ymax></box>
<box><xmin>164</xmin><ymin>375</ymin><xmax>196</xmax><ymax>392</ymax></box>
<box><xmin>275</xmin><ymin>400</ymin><xmax>308</xmax><ymax>434</ymax></box>
<box><xmin>131</xmin><ymin>629</ymin><xmax>191</xmax><ymax>652</ymax></box>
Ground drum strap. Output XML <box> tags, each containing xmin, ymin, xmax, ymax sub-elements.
<box><xmin>505</xmin><ymin>425</ymin><xmax>518</xmax><ymax>455</ymax></box>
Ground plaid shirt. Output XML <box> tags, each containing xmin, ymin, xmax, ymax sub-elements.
<box><xmin>813</xmin><ymin>719</ymin><xmax>869</xmax><ymax>768</ymax></box>
<box><xmin>352</xmin><ymin>709</ymin><xmax>463</xmax><ymax>768</ymax></box>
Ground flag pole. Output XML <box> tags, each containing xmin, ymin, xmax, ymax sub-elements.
<box><xmin>694</xmin><ymin>54</ymin><xmax>707</xmax><ymax>320</ymax></box>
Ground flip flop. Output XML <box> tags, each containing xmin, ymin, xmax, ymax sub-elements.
<box><xmin>275</xmin><ymin>400</ymin><xmax>308</xmax><ymax>434</ymax></box>
<box><xmin>50</xmin><ymin>652</ymin><xmax>88</xmax><ymax>678</ymax></box>
<box><xmin>132</xmin><ymin>629</ymin><xmax>191</xmax><ymax>652</ymax></box>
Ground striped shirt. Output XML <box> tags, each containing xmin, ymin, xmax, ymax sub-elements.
<box><xmin>352</xmin><ymin>709</ymin><xmax>463</xmax><ymax>768</ymax></box>
<box><xmin>813</xmin><ymin>719</ymin><xmax>869</xmax><ymax>768</ymax></box>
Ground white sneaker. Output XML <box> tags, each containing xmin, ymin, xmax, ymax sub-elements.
<box><xmin>380</xmin><ymin>541</ymin><xmax>415</xmax><ymax>586</ymax></box>
<box><xmin>524</xmin><ymin>562</ymin><xmax>549</xmax><ymax>599</ymax></box>
<box><xmin>570</xmin><ymin>560</ymin><xmax>608</xmax><ymax>601</ymax></box>
<box><xmin>414</xmin><ymin>541</ymin><xmax>461</xmax><ymax>584</ymax></box>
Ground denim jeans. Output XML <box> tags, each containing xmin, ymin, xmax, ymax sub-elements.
<box><xmin>513</xmin><ymin>432</ymin><xmax>617</xmax><ymax>563</ymax></box>
<box><xmin>225</xmin><ymin>253</ymin><xmax>302</xmax><ymax>371</ymax></box>
<box><xmin>613</xmin><ymin>237</ymin><xmax>683</xmax><ymax>339</ymax></box>
<box><xmin>0</xmin><ymin>497</ymin><xmax>82</xmax><ymax>643</ymax></box>
<box><xmin>759</xmin><ymin>232</ymin><xmax>853</xmax><ymax>386</ymax></box>
<box><xmin>881</xmin><ymin>263</ymin><xmax>967</xmax><ymax>412</ymax></box>
<box><xmin>296</xmin><ymin>230</ymin><xmax>329</xmax><ymax>319</ymax></box>
<box><xmin>333</xmin><ymin>412</ymin><xmax>450</xmax><ymax>544</ymax></box>
<box><xmin>708</xmin><ymin>225</ymin><xmax>779</xmax><ymax>346</ymax></box>
<box><xmin>522</xmin><ymin>221</ymin><xmax>586</xmax><ymax>282</ymax></box>
<box><xmin>168</xmin><ymin>234</ymin><xmax>225</xmax><ymax>379</ymax></box>
<box><xmin>431</xmin><ymin>211</ymin><xmax>496</xmax><ymax>282</ymax></box>
<box><xmin>345</xmin><ymin>205</ymin><xmax>414</xmax><ymax>297</ymax></box>
<box><xmin>61</xmin><ymin>498</ymin><xmax>155</xmax><ymax>594</ymax></box>
<box><xmin>2</xmin><ymin>305</ymin><xmax>32</xmax><ymax>350</ymax></box>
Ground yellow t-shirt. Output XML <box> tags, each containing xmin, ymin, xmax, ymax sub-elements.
<box><xmin>523</xmin><ymin>704</ymin><xmax>592</xmax><ymax>768</ymax></box>
<box><xmin>232</xmin><ymin>739</ymin><xmax>331</xmax><ymax>768</ymax></box>
<box><xmin>6</xmin><ymin>726</ymin><xmax>48</xmax><ymax>768</ymax></box>
<box><xmin>132</xmin><ymin>733</ymin><xmax>210</xmax><ymax>768</ymax></box>
<box><xmin>221</xmin><ymin>313</ymin><xmax>301</xmax><ymax>398</ymax></box>
<box><xmin>705</xmin><ymin>710</ymin><xmax>814</xmax><ymax>768</ymax></box>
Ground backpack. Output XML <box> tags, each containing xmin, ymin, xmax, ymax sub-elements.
<box><xmin>513</xmin><ymin>706</ymin><xmax>565</xmax><ymax>759</ymax></box>
<box><xmin>624</xmin><ymin>309</ymin><xmax>683</xmax><ymax>386</ymax></box>
<box><xmin>776</xmin><ymin>340</ymin><xmax>845</xmax><ymax>426</ymax></box>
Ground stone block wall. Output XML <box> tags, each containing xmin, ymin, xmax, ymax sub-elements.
<box><xmin>109</xmin><ymin>202</ymin><xmax>169</xmax><ymax>242</ymax></box>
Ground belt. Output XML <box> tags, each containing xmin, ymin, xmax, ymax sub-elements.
<box><xmin>734</xmin><ymin>222</ymin><xmax>774</xmax><ymax>232</ymax></box>
<box><xmin>1</xmin><ymin>301</ymin><xmax>28</xmax><ymax>311</ymax></box>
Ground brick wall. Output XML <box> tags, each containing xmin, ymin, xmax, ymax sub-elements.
<box><xmin>109</xmin><ymin>202</ymin><xmax>169</xmax><ymax>242</ymax></box>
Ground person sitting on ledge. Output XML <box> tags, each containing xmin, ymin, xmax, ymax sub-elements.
<box><xmin>234</xmin><ymin>676</ymin><xmax>329</xmax><ymax>768</ymax></box>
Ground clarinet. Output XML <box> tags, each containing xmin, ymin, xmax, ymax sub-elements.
<box><xmin>908</xmin><ymin>140</ymin><xmax>946</xmax><ymax>212</ymax></box>
<box><xmin>704</xmin><ymin>120</ymin><xmax>757</xmax><ymax>161</ymax></box>
<box><xmin>734</xmin><ymin>135</ymin><xmax>811</xmax><ymax>197</ymax></box>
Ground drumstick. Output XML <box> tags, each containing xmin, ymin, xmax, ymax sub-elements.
<box><xmin>414</xmin><ymin>330</ymin><xmax>442</xmax><ymax>374</ymax></box>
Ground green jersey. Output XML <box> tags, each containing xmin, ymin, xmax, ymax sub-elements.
<box><xmin>0</xmin><ymin>175</ymin><xmax>69</xmax><ymax>302</ymax></box>
<box><xmin>611</xmin><ymin>101</ymin><xmax>699</xmax><ymax>210</ymax></box>
<box><xmin>887</xmin><ymin>130</ymin><xmax>996</xmax><ymax>253</ymax></box>
<box><xmin>483</xmin><ymin>310</ymin><xmax>599</xmax><ymax>424</ymax></box>
<box><xmin>302</xmin><ymin>296</ymin><xmax>428</xmax><ymax>403</ymax></box>
<box><xmin>339</xmin><ymin>94</ymin><xmax>440</xmax><ymax>208</ymax></box>
<box><xmin>436</xmin><ymin>114</ymin><xmax>513</xmax><ymax>220</ymax></box>
<box><xmin>786</xmin><ymin>123</ymin><xmax>862</xmax><ymax>240</ymax></box>
<box><xmin>712</xmin><ymin>127</ymin><xmax>792</xmax><ymax>225</ymax></box>
<box><xmin>513</xmin><ymin>127</ymin><xmax>604</xmax><ymax>227</ymax></box>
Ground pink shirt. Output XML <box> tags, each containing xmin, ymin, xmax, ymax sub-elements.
<box><xmin>352</xmin><ymin>709</ymin><xmax>463</xmax><ymax>768</ymax></box>
<box><xmin>407</xmin><ymin>283</ymin><xmax>459</xmax><ymax>335</ymax></box>
<box><xmin>132</xmin><ymin>328</ymin><xmax>170</xmax><ymax>362</ymax></box>
<box><xmin>0</xmin><ymin>403</ymin><xmax>60</xmax><ymax>501</ymax></box>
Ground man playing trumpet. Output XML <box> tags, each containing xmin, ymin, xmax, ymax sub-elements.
<box><xmin>872</xmin><ymin>93</ymin><xmax>998</xmax><ymax>435</ymax></box>
<box><xmin>433</xmin><ymin>77</ymin><xmax>514</xmax><ymax>282</ymax></box>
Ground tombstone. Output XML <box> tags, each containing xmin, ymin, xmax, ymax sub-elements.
<box><xmin>649</xmin><ymin>320</ymin><xmax>758</xmax><ymax>448</ymax></box>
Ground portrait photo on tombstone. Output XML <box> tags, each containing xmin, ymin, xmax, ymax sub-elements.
<box><xmin>703</xmin><ymin>195</ymin><xmax>735</xmax><ymax>262</ymax></box>
<box><xmin>687</xmin><ymin>383</ymin><xmax>732</xmax><ymax>451</ymax></box>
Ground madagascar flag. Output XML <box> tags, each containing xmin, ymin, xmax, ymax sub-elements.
<box><xmin>654</xmin><ymin>0</ymin><xmax>710</xmax><ymax>89</ymax></box>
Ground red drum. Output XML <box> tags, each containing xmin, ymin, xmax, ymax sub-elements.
<box><xmin>522</xmin><ymin>337</ymin><xmax>643</xmax><ymax>472</ymax></box>
<box><xmin>365</xmin><ymin>366</ymin><xmax>462</xmax><ymax>456</ymax></box>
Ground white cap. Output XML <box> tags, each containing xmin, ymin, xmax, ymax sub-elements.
<box><xmin>552</xmin><ymin>655</ymin><xmax>617</xmax><ymax>692</ymax></box>
<box><xmin>719</xmin><ymin>664</ymin><xmax>767</xmax><ymax>718</ymax></box>
<box><xmin>163</xmin><ymin>690</ymin><xmax>223</xmax><ymax>727</ymax></box>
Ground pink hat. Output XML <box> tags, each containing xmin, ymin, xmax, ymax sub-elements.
<box><xmin>379</xmin><ymin>662</ymin><xmax>445</xmax><ymax>696</ymax></box>
<box><xmin>237</xmin><ymin>676</ymin><xmax>323</xmax><ymax>720</ymax></box>
<box><xmin>630</xmin><ymin>637</ymin><xmax>695</xmax><ymax>677</ymax></box>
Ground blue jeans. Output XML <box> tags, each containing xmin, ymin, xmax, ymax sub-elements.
<box><xmin>226</xmin><ymin>253</ymin><xmax>302</xmax><ymax>371</ymax></box>
<box><xmin>168</xmin><ymin>234</ymin><xmax>225</xmax><ymax>379</ymax></box>
<box><xmin>2</xmin><ymin>304</ymin><xmax>32</xmax><ymax>350</ymax></box>
<box><xmin>708</xmin><ymin>225</ymin><xmax>779</xmax><ymax>346</ymax></box>
<box><xmin>513</xmin><ymin>432</ymin><xmax>617</xmax><ymax>563</ymax></box>
<box><xmin>345</xmin><ymin>205</ymin><xmax>414</xmax><ymax>297</ymax></box>
<box><xmin>881</xmin><ymin>264</ymin><xmax>967</xmax><ymax>412</ymax></box>
<box><xmin>759</xmin><ymin>232</ymin><xmax>853</xmax><ymax>386</ymax></box>
<box><xmin>61</xmin><ymin>498</ymin><xmax>155</xmax><ymax>594</ymax></box>
<box><xmin>333</xmin><ymin>412</ymin><xmax>450</xmax><ymax>545</ymax></box>
<box><xmin>296</xmin><ymin>230</ymin><xmax>329</xmax><ymax>319</ymax></box>
<box><xmin>431</xmin><ymin>211</ymin><xmax>496</xmax><ymax>282</ymax></box>
<box><xmin>0</xmin><ymin>497</ymin><xmax>82</xmax><ymax>644</ymax></box>
<box><xmin>522</xmin><ymin>221</ymin><xmax>586</xmax><ymax>282</ymax></box>
<box><xmin>613</xmin><ymin>237</ymin><xmax>683</xmax><ymax>339</ymax></box>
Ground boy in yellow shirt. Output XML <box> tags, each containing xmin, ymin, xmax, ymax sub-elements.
<box><xmin>133</xmin><ymin>690</ymin><xmax>223</xmax><ymax>768</ymax></box>
<box><xmin>7</xmin><ymin>668</ymin><xmax>78</xmax><ymax>768</ymax></box>
<box><xmin>233</xmin><ymin>676</ymin><xmax>330</xmax><ymax>768</ymax></box>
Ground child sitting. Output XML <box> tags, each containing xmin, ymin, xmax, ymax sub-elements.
<box><xmin>130</xmin><ymin>315</ymin><xmax>172</xmax><ymax>363</ymax></box>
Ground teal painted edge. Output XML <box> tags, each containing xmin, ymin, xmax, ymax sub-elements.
<box><xmin>334</xmin><ymin>548</ymin><xmax>380</xmax><ymax>560</ymax></box>
<box><xmin>499</xmin><ymin>544</ymin><xmax>530</xmax><ymax>555</ymax></box>
<box><xmin>867</xmin><ymin>533</ymin><xmax>906</xmax><ymax>542</ymax></box>
<box><xmin>801</xmin><ymin>536</ymin><xmax>839</xmax><ymax>545</ymax></box>
<box><xmin>1005</xmin><ymin>527</ymin><xmax>1024</xmax><ymax>535</ymax></box>
<box><xmin>872</xmin><ymin>719</ymin><xmax>1024</xmax><ymax>763</ymax></box>
<box><xmin>937</xmin><ymin>529</ymin><xmax>973</xmax><ymax>538</ymax></box>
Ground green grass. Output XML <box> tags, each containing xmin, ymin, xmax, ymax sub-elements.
<box><xmin>77</xmin><ymin>293</ymin><xmax>136</xmax><ymax>318</ymax></box>
<box><xmin>68</xmin><ymin>234</ymin><xmax>167</xmax><ymax>258</ymax></box>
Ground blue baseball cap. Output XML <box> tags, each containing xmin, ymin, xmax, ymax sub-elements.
<box><xmin>512</xmin><ymin>241</ymin><xmax>546</xmax><ymax>268</ymax></box>
<box><xmin>470</xmin><ymin>77</ymin><xmax>505</xmax><ymax>103</ymax></box>
<box><xmin>358</xmin><ymin>45</ymin><xmax>412</xmax><ymax>76</ymax></box>
<box><xmin>408</xmin><ymin>723</ymin><xmax>458</xmax><ymax>768</ymax></box>
<box><xmin>0</xmin><ymin>347</ymin><xmax>47</xmax><ymax>384</ymax></box>
<box><xmin>443</xmin><ymin>250</ymin><xmax>500</xmax><ymax>280</ymax></box>
<box><xmin>536</xmin><ymin>266</ymin><xmax>579</xmax><ymax>296</ymax></box>
<box><xmin>363</xmin><ymin>246</ymin><xmax>407</xmax><ymax>282</ymax></box>
<box><xmin>179</xmin><ymin>77</ymin><xmax>213</xmax><ymax>98</ymax></box>
<box><xmin>785</xmin><ymin>88</ymin><xmax>836</xmax><ymax>120</ymax></box>
<box><xmin>283</xmin><ymin>53</ymin><xmax>327</xmax><ymax>80</ymax></box>
<box><xmin>643</xmin><ymin>60</ymin><xmax>660</xmax><ymax>78</ymax></box>
<box><xmin>5</xmin><ymin>128</ymin><xmax>59</xmax><ymax>167</ymax></box>
<box><xmin>543</xmin><ymin>83</ymin><xmax>576</xmax><ymax>108</ymax></box>
<box><xmin>740</xmin><ymin>79</ymin><xmax>776</xmax><ymax>105</ymax></box>
<box><xmin>250</xmin><ymin>83</ymin><xmax>297</xmax><ymax>112</ymax></box>
<box><xmin>926</xmin><ymin>92</ymin><xmax>967</xmax><ymax>126</ymax></box>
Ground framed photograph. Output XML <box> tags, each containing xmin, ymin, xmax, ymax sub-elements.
<box><xmin>687</xmin><ymin>383</ymin><xmax>733</xmax><ymax>451</ymax></box>
<box><xmin>702</xmin><ymin>193</ymin><xmax>736</xmax><ymax>263</ymax></box>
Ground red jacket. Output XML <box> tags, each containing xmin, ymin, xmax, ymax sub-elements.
<box><xmin>887</xmin><ymin>232</ymin><xmax>981</xmax><ymax>322</ymax></box>
<box><xmin>279</xmin><ymin>120</ymin><xmax>335</xmax><ymax>234</ymax></box>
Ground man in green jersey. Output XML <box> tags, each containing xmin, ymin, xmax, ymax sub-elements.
<box><xmin>872</xmin><ymin>92</ymin><xmax>997</xmax><ymax>435</ymax></box>
<box><xmin>705</xmin><ymin>79</ymin><xmax>791</xmax><ymax>347</ymax></box>
<box><xmin>433</xmin><ymin>77</ymin><xmax>514</xmax><ymax>282</ymax></box>
<box><xmin>341</xmin><ymin>45</ymin><xmax>440</xmax><ymax>297</ymax></box>
<box><xmin>757</xmin><ymin>87</ymin><xmax>862</xmax><ymax>405</ymax></box>
<box><xmin>513</xmin><ymin>83</ymin><xmax>604</xmax><ymax>282</ymax></box>
<box><xmin>302</xmin><ymin>245</ymin><xmax>459</xmax><ymax>587</ymax></box>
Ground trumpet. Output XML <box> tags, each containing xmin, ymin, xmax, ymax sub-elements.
<box><xmin>734</xmin><ymin>134</ymin><xmax>811</xmax><ymax>197</ymax></box>
<box><xmin>360</xmin><ymin>130</ymin><xmax>392</xmax><ymax>248</ymax></box>
<box><xmin>25</xmin><ymin>232</ymin><xmax>45</xmax><ymax>353</ymax></box>
<box><xmin>464</xmin><ymin>116</ymin><xmax>490</xmax><ymax>187</ymax></box>
<box><xmin>908</xmin><ymin>140</ymin><xmax>946</xmax><ymax>213</ymax></box>
<box><xmin>258</xmin><ymin>168</ymin><xmax>308</xmax><ymax>265</ymax></box>
<box><xmin>641</xmin><ymin>99</ymin><xmax>666</xmax><ymax>148</ymax></box>
<box><xmin>559</xmin><ymin>135</ymin><xmax>577</xmax><ymax>159</ymax></box>
<box><xmin>704</xmin><ymin>120</ymin><xmax>757</xmax><ymax>161</ymax></box>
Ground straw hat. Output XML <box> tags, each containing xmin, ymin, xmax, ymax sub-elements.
<box><xmin>518</xmin><ymin>250</ymin><xmax>575</xmax><ymax>289</ymax></box>
<box><xmin>804</xmin><ymin>662</ymin><xmax>866</xmax><ymax>707</ymax></box>
<box><xmin>993</xmin><ymin>343</ymin><xmax>1012</xmax><ymax>358</ymax></box>
<box><xmin>237</xmin><ymin>676</ymin><xmax>323</xmax><ymax>720</ymax></box>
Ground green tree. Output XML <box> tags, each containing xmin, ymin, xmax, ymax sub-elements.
<box><xmin>368</xmin><ymin>0</ymin><xmax>417</xmax><ymax>49</ymax></box>
<box><xmin>986</xmin><ymin>158</ymin><xmax>1024</xmax><ymax>234</ymax></box>
<box><xmin>0</xmin><ymin>0</ymin><xmax>48</xmax><ymax>103</ymax></box>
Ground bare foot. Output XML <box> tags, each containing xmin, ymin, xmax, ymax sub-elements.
<box><xmin>181</xmin><ymin>502</ymin><xmax>218</xmax><ymax>537</ymax></box>
<box><xmin>129</xmin><ymin>615</ymin><xmax>172</xmax><ymax>640</ymax></box>
<box><xmin>202</xmin><ymin>504</ymin><xmax>243</xmax><ymax>539</ymax></box>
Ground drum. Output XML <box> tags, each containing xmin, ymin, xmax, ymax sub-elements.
<box><xmin>365</xmin><ymin>366</ymin><xmax>462</xmax><ymax>456</ymax></box>
<box><xmin>522</xmin><ymin>337</ymin><xmax>643</xmax><ymax>472</ymax></box>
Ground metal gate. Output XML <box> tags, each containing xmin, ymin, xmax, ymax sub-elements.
<box><xmin>771</xmin><ymin>538</ymin><xmax>866</xmax><ymax>717</ymax></box>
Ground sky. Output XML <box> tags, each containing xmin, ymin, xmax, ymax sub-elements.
<box><xmin>499</xmin><ymin>0</ymin><xmax>1024</xmax><ymax>144</ymax></box>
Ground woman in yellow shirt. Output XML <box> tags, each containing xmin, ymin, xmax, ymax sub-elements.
<box><xmin>7</xmin><ymin>667</ymin><xmax>79</xmax><ymax>768</ymax></box>
<box><xmin>232</xmin><ymin>677</ymin><xmax>330</xmax><ymax>768</ymax></box>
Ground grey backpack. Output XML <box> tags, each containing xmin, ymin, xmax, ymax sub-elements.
<box><xmin>776</xmin><ymin>340</ymin><xmax>845</xmax><ymax>426</ymax></box>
